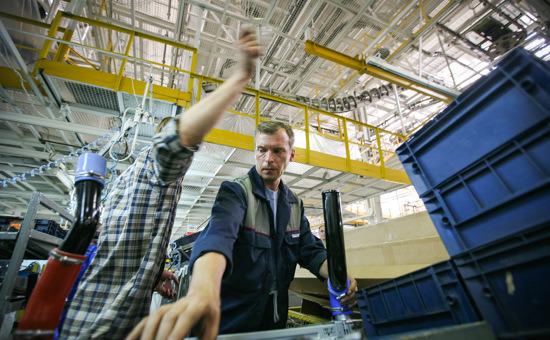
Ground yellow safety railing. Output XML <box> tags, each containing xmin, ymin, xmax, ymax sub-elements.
<box><xmin>0</xmin><ymin>10</ymin><xmax>411</xmax><ymax>185</ymax></box>
<box><xmin>33</xmin><ymin>11</ymin><xmax>198</xmax><ymax>95</ymax></box>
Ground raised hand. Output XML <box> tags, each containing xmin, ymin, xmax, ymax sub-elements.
<box><xmin>236</xmin><ymin>28</ymin><xmax>262</xmax><ymax>81</ymax></box>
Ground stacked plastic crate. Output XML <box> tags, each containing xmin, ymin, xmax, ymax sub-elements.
<box><xmin>34</xmin><ymin>219</ymin><xmax>67</xmax><ymax>239</ymax></box>
<box><xmin>356</xmin><ymin>48</ymin><xmax>550</xmax><ymax>339</ymax></box>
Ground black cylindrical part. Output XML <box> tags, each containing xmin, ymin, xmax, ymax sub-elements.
<box><xmin>59</xmin><ymin>180</ymin><xmax>102</xmax><ymax>254</ymax></box>
<box><xmin>16</xmin><ymin>153</ymin><xmax>105</xmax><ymax>339</ymax></box>
<box><xmin>322</xmin><ymin>190</ymin><xmax>348</xmax><ymax>292</ymax></box>
<box><xmin>59</xmin><ymin>153</ymin><xmax>106</xmax><ymax>254</ymax></box>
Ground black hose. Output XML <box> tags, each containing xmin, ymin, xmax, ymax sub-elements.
<box><xmin>59</xmin><ymin>180</ymin><xmax>102</xmax><ymax>254</ymax></box>
<box><xmin>322</xmin><ymin>190</ymin><xmax>348</xmax><ymax>292</ymax></box>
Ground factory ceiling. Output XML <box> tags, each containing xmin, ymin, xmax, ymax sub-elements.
<box><xmin>0</xmin><ymin>0</ymin><xmax>548</xmax><ymax>239</ymax></box>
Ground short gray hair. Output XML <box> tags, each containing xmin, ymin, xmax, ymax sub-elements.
<box><xmin>254</xmin><ymin>121</ymin><xmax>295</xmax><ymax>148</ymax></box>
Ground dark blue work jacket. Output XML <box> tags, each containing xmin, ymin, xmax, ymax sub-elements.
<box><xmin>189</xmin><ymin>167</ymin><xmax>327</xmax><ymax>334</ymax></box>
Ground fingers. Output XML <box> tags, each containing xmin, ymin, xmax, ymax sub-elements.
<box><xmin>165</xmin><ymin>286</ymin><xmax>176</xmax><ymax>299</ymax></box>
<box><xmin>233</xmin><ymin>27</ymin><xmax>262</xmax><ymax>80</ymax></box>
<box><xmin>158</xmin><ymin>285</ymin><xmax>176</xmax><ymax>299</ymax></box>
<box><xmin>167</xmin><ymin>309</ymin><xmax>205</xmax><ymax>340</ymax></box>
<box><xmin>162</xmin><ymin>300</ymin><xmax>218</xmax><ymax>340</ymax></box>
<box><xmin>158</xmin><ymin>288</ymin><xmax>170</xmax><ymax>299</ymax></box>
<box><xmin>339</xmin><ymin>276</ymin><xmax>358</xmax><ymax>307</ymax></box>
<box><xmin>125</xmin><ymin>317</ymin><xmax>146</xmax><ymax>340</ymax></box>
<box><xmin>162</xmin><ymin>270</ymin><xmax>178</xmax><ymax>281</ymax></box>
<box><xmin>139</xmin><ymin>305</ymin><xmax>171</xmax><ymax>340</ymax></box>
<box><xmin>238</xmin><ymin>28</ymin><xmax>262</xmax><ymax>59</ymax></box>
<box><xmin>155</xmin><ymin>307</ymin><xmax>182</xmax><ymax>340</ymax></box>
<box><xmin>127</xmin><ymin>294</ymin><xmax>221</xmax><ymax>340</ymax></box>
<box><xmin>340</xmin><ymin>294</ymin><xmax>357</xmax><ymax>308</ymax></box>
<box><xmin>240</xmin><ymin>38</ymin><xmax>262</xmax><ymax>58</ymax></box>
<box><xmin>195</xmin><ymin>315</ymin><xmax>220</xmax><ymax>340</ymax></box>
<box><xmin>155</xmin><ymin>271</ymin><xmax>179</xmax><ymax>299</ymax></box>
<box><xmin>239</xmin><ymin>27</ymin><xmax>255</xmax><ymax>40</ymax></box>
<box><xmin>347</xmin><ymin>277</ymin><xmax>358</xmax><ymax>295</ymax></box>
<box><xmin>144</xmin><ymin>302</ymin><xmax>192</xmax><ymax>340</ymax></box>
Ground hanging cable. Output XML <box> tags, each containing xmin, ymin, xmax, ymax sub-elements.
<box><xmin>0</xmin><ymin>127</ymin><xmax>118</xmax><ymax>188</ymax></box>
<box><xmin>101</xmin><ymin>142</ymin><xmax>120</xmax><ymax>201</ymax></box>
<box><xmin>1</xmin><ymin>71</ymin><xmax>158</xmax><ymax>190</ymax></box>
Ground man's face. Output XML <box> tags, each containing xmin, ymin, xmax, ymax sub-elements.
<box><xmin>254</xmin><ymin>128</ymin><xmax>295</xmax><ymax>190</ymax></box>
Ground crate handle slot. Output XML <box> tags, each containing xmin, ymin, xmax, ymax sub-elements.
<box><xmin>446</xmin><ymin>295</ymin><xmax>457</xmax><ymax>306</ymax></box>
<box><xmin>482</xmin><ymin>286</ymin><xmax>493</xmax><ymax>298</ymax></box>
<box><xmin>521</xmin><ymin>78</ymin><xmax>535</xmax><ymax>92</ymax></box>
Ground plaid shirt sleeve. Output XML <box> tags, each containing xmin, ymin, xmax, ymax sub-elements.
<box><xmin>151</xmin><ymin>115</ymin><xmax>200</xmax><ymax>184</ymax></box>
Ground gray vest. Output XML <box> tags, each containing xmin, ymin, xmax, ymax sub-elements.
<box><xmin>233</xmin><ymin>174</ymin><xmax>303</xmax><ymax>323</ymax></box>
<box><xmin>233</xmin><ymin>174</ymin><xmax>301</xmax><ymax>237</ymax></box>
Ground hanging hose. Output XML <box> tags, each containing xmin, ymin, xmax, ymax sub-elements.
<box><xmin>322</xmin><ymin>190</ymin><xmax>353</xmax><ymax>318</ymax></box>
<box><xmin>15</xmin><ymin>153</ymin><xmax>106</xmax><ymax>340</ymax></box>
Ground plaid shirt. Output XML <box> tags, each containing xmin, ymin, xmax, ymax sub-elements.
<box><xmin>60</xmin><ymin>117</ymin><xmax>197</xmax><ymax>339</ymax></box>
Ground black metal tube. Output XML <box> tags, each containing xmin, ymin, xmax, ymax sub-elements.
<box><xmin>59</xmin><ymin>180</ymin><xmax>102</xmax><ymax>254</ymax></box>
<box><xmin>322</xmin><ymin>190</ymin><xmax>348</xmax><ymax>292</ymax></box>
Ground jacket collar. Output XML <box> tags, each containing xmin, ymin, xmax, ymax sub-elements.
<box><xmin>248</xmin><ymin>167</ymin><xmax>297</xmax><ymax>204</ymax></box>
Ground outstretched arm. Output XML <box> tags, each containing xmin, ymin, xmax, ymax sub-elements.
<box><xmin>127</xmin><ymin>252</ymin><xmax>227</xmax><ymax>340</ymax></box>
<box><xmin>177</xmin><ymin>29</ymin><xmax>261</xmax><ymax>148</ymax></box>
<box><xmin>127</xmin><ymin>29</ymin><xmax>259</xmax><ymax>340</ymax></box>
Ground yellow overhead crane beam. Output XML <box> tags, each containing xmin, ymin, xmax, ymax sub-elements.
<box><xmin>305</xmin><ymin>40</ymin><xmax>459</xmax><ymax>104</ymax></box>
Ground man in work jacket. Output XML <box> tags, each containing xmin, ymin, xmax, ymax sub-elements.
<box><xmin>128</xmin><ymin>121</ymin><xmax>358</xmax><ymax>340</ymax></box>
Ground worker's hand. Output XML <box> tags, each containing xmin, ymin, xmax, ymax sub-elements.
<box><xmin>236</xmin><ymin>28</ymin><xmax>262</xmax><ymax>81</ymax></box>
<box><xmin>154</xmin><ymin>270</ymin><xmax>179</xmax><ymax>300</ymax></box>
<box><xmin>340</xmin><ymin>274</ymin><xmax>358</xmax><ymax>308</ymax></box>
<box><xmin>126</xmin><ymin>286</ymin><xmax>220</xmax><ymax>340</ymax></box>
<box><xmin>127</xmin><ymin>253</ymin><xmax>226</xmax><ymax>340</ymax></box>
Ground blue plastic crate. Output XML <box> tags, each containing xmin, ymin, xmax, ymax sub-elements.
<box><xmin>34</xmin><ymin>219</ymin><xmax>66</xmax><ymax>239</ymax></box>
<box><xmin>453</xmin><ymin>224</ymin><xmax>550</xmax><ymax>339</ymax></box>
<box><xmin>422</xmin><ymin>125</ymin><xmax>549</xmax><ymax>256</ymax></box>
<box><xmin>356</xmin><ymin>260</ymin><xmax>479</xmax><ymax>339</ymax></box>
<box><xmin>173</xmin><ymin>230</ymin><xmax>202</xmax><ymax>248</ymax></box>
<box><xmin>34</xmin><ymin>218</ymin><xmax>58</xmax><ymax>227</ymax></box>
<box><xmin>396</xmin><ymin>48</ymin><xmax>550</xmax><ymax>256</ymax></box>
<box><xmin>397</xmin><ymin>48</ymin><xmax>550</xmax><ymax>195</ymax></box>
